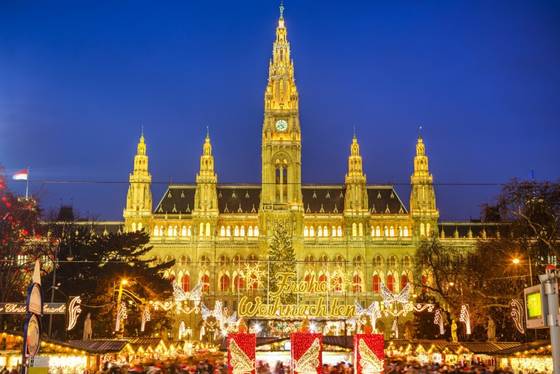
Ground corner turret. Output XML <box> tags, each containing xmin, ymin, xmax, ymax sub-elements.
<box><xmin>410</xmin><ymin>135</ymin><xmax>439</xmax><ymax>238</ymax></box>
<box><xmin>124</xmin><ymin>132</ymin><xmax>153</xmax><ymax>232</ymax></box>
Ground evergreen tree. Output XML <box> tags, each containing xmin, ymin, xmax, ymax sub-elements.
<box><xmin>44</xmin><ymin>224</ymin><xmax>174</xmax><ymax>339</ymax></box>
<box><xmin>267</xmin><ymin>222</ymin><xmax>296</xmax><ymax>303</ymax></box>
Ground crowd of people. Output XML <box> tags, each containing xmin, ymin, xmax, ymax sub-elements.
<box><xmin>91</xmin><ymin>359</ymin><xmax>548</xmax><ymax>374</ymax></box>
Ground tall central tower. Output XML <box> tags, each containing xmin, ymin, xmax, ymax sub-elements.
<box><xmin>260</xmin><ymin>4</ymin><xmax>303</xmax><ymax>238</ymax></box>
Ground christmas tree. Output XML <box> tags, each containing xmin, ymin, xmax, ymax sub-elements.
<box><xmin>267</xmin><ymin>222</ymin><xmax>296</xmax><ymax>303</ymax></box>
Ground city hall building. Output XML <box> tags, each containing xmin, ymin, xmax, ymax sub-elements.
<box><xmin>117</xmin><ymin>7</ymin><xmax>501</xmax><ymax>334</ymax></box>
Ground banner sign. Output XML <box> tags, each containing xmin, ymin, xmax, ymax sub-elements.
<box><xmin>291</xmin><ymin>333</ymin><xmax>322</xmax><ymax>374</ymax></box>
<box><xmin>0</xmin><ymin>303</ymin><xmax>66</xmax><ymax>314</ymax></box>
<box><xmin>227</xmin><ymin>333</ymin><xmax>256</xmax><ymax>374</ymax></box>
<box><xmin>239</xmin><ymin>272</ymin><xmax>355</xmax><ymax>318</ymax></box>
<box><xmin>353</xmin><ymin>334</ymin><xmax>384</xmax><ymax>374</ymax></box>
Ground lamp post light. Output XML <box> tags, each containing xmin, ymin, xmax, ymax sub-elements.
<box><xmin>512</xmin><ymin>256</ymin><xmax>534</xmax><ymax>286</ymax></box>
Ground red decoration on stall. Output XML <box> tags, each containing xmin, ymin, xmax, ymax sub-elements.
<box><xmin>227</xmin><ymin>333</ymin><xmax>256</xmax><ymax>374</ymax></box>
<box><xmin>353</xmin><ymin>334</ymin><xmax>384</xmax><ymax>374</ymax></box>
<box><xmin>291</xmin><ymin>332</ymin><xmax>322</xmax><ymax>374</ymax></box>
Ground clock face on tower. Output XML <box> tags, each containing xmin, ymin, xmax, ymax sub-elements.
<box><xmin>275</xmin><ymin>119</ymin><xmax>288</xmax><ymax>132</ymax></box>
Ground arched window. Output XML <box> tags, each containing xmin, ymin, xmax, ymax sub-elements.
<box><xmin>353</xmin><ymin>256</ymin><xmax>363</xmax><ymax>267</ymax></box>
<box><xmin>332</xmin><ymin>275</ymin><xmax>343</xmax><ymax>292</ymax></box>
<box><xmin>387</xmin><ymin>274</ymin><xmax>395</xmax><ymax>292</ymax></box>
<box><xmin>153</xmin><ymin>226</ymin><xmax>159</xmax><ymax>237</ymax></box>
<box><xmin>304</xmin><ymin>273</ymin><xmax>312</xmax><ymax>285</ymax></box>
<box><xmin>372</xmin><ymin>274</ymin><xmax>381</xmax><ymax>293</ymax></box>
<box><xmin>132</xmin><ymin>222</ymin><xmax>137</xmax><ymax>231</ymax></box>
<box><xmin>205</xmin><ymin>222</ymin><xmax>211</xmax><ymax>237</ymax></box>
<box><xmin>337</xmin><ymin>226</ymin><xmax>342</xmax><ymax>237</ymax></box>
<box><xmin>219</xmin><ymin>274</ymin><xmax>230</xmax><ymax>291</ymax></box>
<box><xmin>352</xmin><ymin>223</ymin><xmax>357</xmax><ymax>237</ymax></box>
<box><xmin>426</xmin><ymin>223</ymin><xmax>431</xmax><ymax>236</ymax></box>
<box><xmin>403</xmin><ymin>226</ymin><xmax>409</xmax><ymax>237</ymax></box>
<box><xmin>234</xmin><ymin>226</ymin><xmax>239</xmax><ymax>237</ymax></box>
<box><xmin>375</xmin><ymin>226</ymin><xmax>381</xmax><ymax>237</ymax></box>
<box><xmin>323</xmin><ymin>226</ymin><xmax>328</xmax><ymax>237</ymax></box>
<box><xmin>201</xmin><ymin>274</ymin><xmax>210</xmax><ymax>293</ymax></box>
<box><xmin>309</xmin><ymin>226</ymin><xmax>315</xmax><ymax>237</ymax></box>
<box><xmin>187</xmin><ymin>226</ymin><xmax>192</xmax><ymax>236</ymax></box>
<box><xmin>254</xmin><ymin>226</ymin><xmax>259</xmax><ymax>236</ymax></box>
<box><xmin>335</xmin><ymin>255</ymin><xmax>345</xmax><ymax>266</ymax></box>
<box><xmin>402</xmin><ymin>256</ymin><xmax>412</xmax><ymax>267</ymax></box>
<box><xmin>226</xmin><ymin>226</ymin><xmax>231</xmax><ymax>237</ymax></box>
<box><xmin>234</xmin><ymin>274</ymin><xmax>245</xmax><ymax>291</ymax></box>
<box><xmin>233</xmin><ymin>255</ymin><xmax>242</xmax><ymax>265</ymax></box>
<box><xmin>169</xmin><ymin>226</ymin><xmax>174</xmax><ymax>237</ymax></box>
<box><xmin>248</xmin><ymin>226</ymin><xmax>254</xmax><ymax>237</ymax></box>
<box><xmin>199</xmin><ymin>223</ymin><xmax>204</xmax><ymax>237</ymax></box>
<box><xmin>398</xmin><ymin>226</ymin><xmax>402</xmax><ymax>237</ymax></box>
<box><xmin>389</xmin><ymin>226</ymin><xmax>395</xmax><ymax>237</ymax></box>
<box><xmin>317</xmin><ymin>226</ymin><xmax>323</xmax><ymax>237</ymax></box>
<box><xmin>304</xmin><ymin>226</ymin><xmax>309</xmax><ymax>237</ymax></box>
<box><xmin>352</xmin><ymin>274</ymin><xmax>362</xmax><ymax>293</ymax></box>
<box><xmin>138</xmin><ymin>222</ymin><xmax>143</xmax><ymax>231</ymax></box>
<box><xmin>374</xmin><ymin>255</ymin><xmax>384</xmax><ymax>267</ymax></box>
<box><xmin>220</xmin><ymin>226</ymin><xmax>225</xmax><ymax>236</ymax></box>
<box><xmin>388</xmin><ymin>256</ymin><xmax>397</xmax><ymax>267</ymax></box>
<box><xmin>384</xmin><ymin>226</ymin><xmax>389</xmax><ymax>237</ymax></box>
<box><xmin>420</xmin><ymin>223</ymin><xmax>425</xmax><ymax>236</ymax></box>
<box><xmin>400</xmin><ymin>274</ymin><xmax>408</xmax><ymax>290</ymax></box>
<box><xmin>219</xmin><ymin>255</ymin><xmax>228</xmax><ymax>266</ymax></box>
<box><xmin>200</xmin><ymin>256</ymin><xmax>211</xmax><ymax>266</ymax></box>
<box><xmin>318</xmin><ymin>273</ymin><xmax>327</xmax><ymax>285</ymax></box>
<box><xmin>247</xmin><ymin>254</ymin><xmax>258</xmax><ymax>264</ymax></box>
<box><xmin>358</xmin><ymin>223</ymin><xmax>363</xmax><ymax>236</ymax></box>
<box><xmin>182</xmin><ymin>226</ymin><xmax>187</xmax><ymax>237</ymax></box>
<box><xmin>332</xmin><ymin>226</ymin><xmax>336</xmax><ymax>237</ymax></box>
<box><xmin>371</xmin><ymin>226</ymin><xmax>375</xmax><ymax>237</ymax></box>
<box><xmin>182</xmin><ymin>274</ymin><xmax>190</xmax><ymax>292</ymax></box>
<box><xmin>240</xmin><ymin>226</ymin><xmax>245</xmax><ymax>237</ymax></box>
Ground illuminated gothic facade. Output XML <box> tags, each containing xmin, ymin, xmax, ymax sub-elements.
<box><xmin>121</xmin><ymin>8</ymin><xmax>501</xmax><ymax>329</ymax></box>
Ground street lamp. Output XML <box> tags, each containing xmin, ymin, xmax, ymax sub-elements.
<box><xmin>511</xmin><ymin>256</ymin><xmax>533</xmax><ymax>286</ymax></box>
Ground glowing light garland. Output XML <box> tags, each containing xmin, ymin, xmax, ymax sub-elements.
<box><xmin>433</xmin><ymin>309</ymin><xmax>445</xmax><ymax>335</ymax></box>
<box><xmin>459</xmin><ymin>304</ymin><xmax>471</xmax><ymax>335</ymax></box>
<box><xmin>140</xmin><ymin>305</ymin><xmax>151</xmax><ymax>332</ymax></box>
<box><xmin>66</xmin><ymin>296</ymin><xmax>82</xmax><ymax>331</ymax></box>
<box><xmin>510</xmin><ymin>299</ymin><xmax>525</xmax><ymax>334</ymax></box>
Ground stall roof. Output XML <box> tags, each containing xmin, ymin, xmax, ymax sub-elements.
<box><xmin>67</xmin><ymin>339</ymin><xmax>129</xmax><ymax>354</ymax></box>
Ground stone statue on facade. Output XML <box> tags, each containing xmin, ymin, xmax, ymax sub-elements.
<box><xmin>487</xmin><ymin>317</ymin><xmax>496</xmax><ymax>341</ymax></box>
<box><xmin>451</xmin><ymin>319</ymin><xmax>458</xmax><ymax>342</ymax></box>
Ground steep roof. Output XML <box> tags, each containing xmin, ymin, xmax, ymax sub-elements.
<box><xmin>154</xmin><ymin>184</ymin><xmax>407</xmax><ymax>215</ymax></box>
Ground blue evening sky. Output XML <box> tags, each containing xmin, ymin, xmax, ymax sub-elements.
<box><xmin>1</xmin><ymin>0</ymin><xmax>559</xmax><ymax>220</ymax></box>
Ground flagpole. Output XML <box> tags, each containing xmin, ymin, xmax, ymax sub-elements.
<box><xmin>25</xmin><ymin>167</ymin><xmax>30</xmax><ymax>199</ymax></box>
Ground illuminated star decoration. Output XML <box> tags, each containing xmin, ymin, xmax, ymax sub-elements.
<box><xmin>244</xmin><ymin>264</ymin><xmax>265</xmax><ymax>289</ymax></box>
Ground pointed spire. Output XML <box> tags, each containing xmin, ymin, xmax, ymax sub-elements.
<box><xmin>350</xmin><ymin>134</ymin><xmax>360</xmax><ymax>157</ymax></box>
<box><xmin>203</xmin><ymin>129</ymin><xmax>212</xmax><ymax>156</ymax></box>
<box><xmin>265</xmin><ymin>0</ymin><xmax>298</xmax><ymax>112</ymax></box>
<box><xmin>136</xmin><ymin>130</ymin><xmax>146</xmax><ymax>156</ymax></box>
